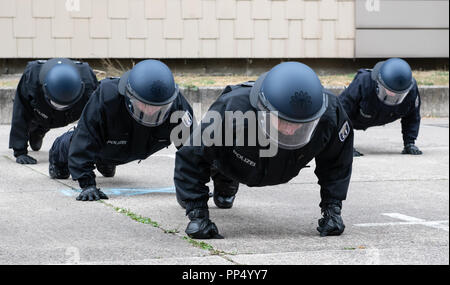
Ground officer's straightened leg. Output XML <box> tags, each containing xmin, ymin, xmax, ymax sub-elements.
<box><xmin>211</xmin><ymin>167</ymin><xmax>239</xmax><ymax>209</ymax></box>
<box><xmin>48</xmin><ymin>130</ymin><xmax>74</xmax><ymax>179</ymax></box>
<box><xmin>29</xmin><ymin>121</ymin><xmax>49</xmax><ymax>151</ymax></box>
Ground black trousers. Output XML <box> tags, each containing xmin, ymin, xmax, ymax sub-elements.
<box><xmin>29</xmin><ymin>120</ymin><xmax>50</xmax><ymax>139</ymax></box>
<box><xmin>49</xmin><ymin>130</ymin><xmax>73</xmax><ymax>168</ymax></box>
<box><xmin>211</xmin><ymin>167</ymin><xmax>239</xmax><ymax>196</ymax></box>
<box><xmin>49</xmin><ymin>130</ymin><xmax>113</xmax><ymax>171</ymax></box>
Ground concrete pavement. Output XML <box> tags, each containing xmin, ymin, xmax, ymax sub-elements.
<box><xmin>0</xmin><ymin>118</ymin><xmax>448</xmax><ymax>264</ymax></box>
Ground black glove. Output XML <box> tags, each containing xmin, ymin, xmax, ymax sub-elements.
<box><xmin>317</xmin><ymin>203</ymin><xmax>345</xmax><ymax>237</ymax></box>
<box><xmin>402</xmin><ymin>143</ymin><xmax>422</xmax><ymax>155</ymax></box>
<box><xmin>76</xmin><ymin>186</ymin><xmax>108</xmax><ymax>201</ymax></box>
<box><xmin>16</xmin><ymin>154</ymin><xmax>37</xmax><ymax>164</ymax></box>
<box><xmin>353</xmin><ymin>148</ymin><xmax>364</xmax><ymax>157</ymax></box>
<box><xmin>185</xmin><ymin>208</ymin><xmax>223</xmax><ymax>239</ymax></box>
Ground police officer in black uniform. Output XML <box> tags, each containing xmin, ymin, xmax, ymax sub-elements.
<box><xmin>174</xmin><ymin>62</ymin><xmax>354</xmax><ymax>239</ymax></box>
<box><xmin>49</xmin><ymin>59</ymin><xmax>195</xmax><ymax>201</ymax></box>
<box><xmin>339</xmin><ymin>58</ymin><xmax>422</xmax><ymax>157</ymax></box>
<box><xmin>9</xmin><ymin>58</ymin><xmax>99</xmax><ymax>164</ymax></box>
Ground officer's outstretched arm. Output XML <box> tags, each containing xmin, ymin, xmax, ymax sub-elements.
<box><xmin>314</xmin><ymin>113</ymin><xmax>354</xmax><ymax>237</ymax></box>
<box><xmin>9</xmin><ymin>73</ymin><xmax>35</xmax><ymax>161</ymax></box>
<box><xmin>174</xmin><ymin>120</ymin><xmax>223</xmax><ymax>239</ymax></box>
<box><xmin>314</xmin><ymin>118</ymin><xmax>354</xmax><ymax>205</ymax></box>
<box><xmin>68</xmin><ymin>89</ymin><xmax>105</xmax><ymax>192</ymax></box>
<box><xmin>337</xmin><ymin>71</ymin><xmax>365</xmax><ymax>120</ymax></box>
<box><xmin>174</xmin><ymin>132</ymin><xmax>213</xmax><ymax>214</ymax></box>
<box><xmin>401</xmin><ymin>87</ymin><xmax>422</xmax><ymax>155</ymax></box>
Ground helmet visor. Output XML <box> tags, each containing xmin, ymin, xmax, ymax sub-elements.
<box><xmin>49</xmin><ymin>100</ymin><xmax>70</xmax><ymax>111</ymax></box>
<box><xmin>125</xmin><ymin>91</ymin><xmax>173</xmax><ymax>127</ymax></box>
<box><xmin>376</xmin><ymin>83</ymin><xmax>410</xmax><ymax>106</ymax></box>
<box><xmin>257</xmin><ymin>101</ymin><xmax>319</xmax><ymax>150</ymax></box>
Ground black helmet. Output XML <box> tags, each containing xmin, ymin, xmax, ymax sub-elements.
<box><xmin>371</xmin><ymin>58</ymin><xmax>414</xmax><ymax>106</ymax></box>
<box><xmin>39</xmin><ymin>58</ymin><xmax>84</xmax><ymax>111</ymax></box>
<box><xmin>250</xmin><ymin>62</ymin><xmax>327</xmax><ymax>149</ymax></box>
<box><xmin>118</xmin><ymin>59</ymin><xmax>178</xmax><ymax>127</ymax></box>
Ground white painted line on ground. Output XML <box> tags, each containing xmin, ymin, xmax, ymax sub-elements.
<box><xmin>354</xmin><ymin>213</ymin><xmax>449</xmax><ymax>232</ymax></box>
<box><xmin>354</xmin><ymin>220</ymin><xmax>449</xmax><ymax>228</ymax></box>
<box><xmin>382</xmin><ymin>213</ymin><xmax>425</xmax><ymax>222</ymax></box>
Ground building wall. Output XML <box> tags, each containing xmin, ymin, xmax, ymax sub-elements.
<box><xmin>0</xmin><ymin>0</ymin><xmax>448</xmax><ymax>59</ymax></box>
<box><xmin>355</xmin><ymin>0</ymin><xmax>449</xmax><ymax>58</ymax></box>
<box><xmin>0</xmin><ymin>0</ymin><xmax>355</xmax><ymax>58</ymax></box>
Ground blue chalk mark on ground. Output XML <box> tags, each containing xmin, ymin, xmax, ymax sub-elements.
<box><xmin>60</xmin><ymin>187</ymin><xmax>176</xmax><ymax>197</ymax></box>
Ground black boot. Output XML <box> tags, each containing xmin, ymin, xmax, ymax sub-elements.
<box><xmin>185</xmin><ymin>208</ymin><xmax>223</xmax><ymax>239</ymax></box>
<box><xmin>213</xmin><ymin>192</ymin><xmax>237</xmax><ymax>209</ymax></box>
<box><xmin>49</xmin><ymin>163</ymin><xmax>70</xmax><ymax>179</ymax></box>
<box><xmin>96</xmin><ymin>163</ymin><xmax>116</xmax><ymax>177</ymax></box>
<box><xmin>212</xmin><ymin>170</ymin><xmax>239</xmax><ymax>209</ymax></box>
<box><xmin>353</xmin><ymin>148</ymin><xmax>363</xmax><ymax>157</ymax></box>
<box><xmin>317</xmin><ymin>202</ymin><xmax>345</xmax><ymax>237</ymax></box>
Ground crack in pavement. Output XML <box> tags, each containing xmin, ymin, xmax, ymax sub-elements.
<box><xmin>3</xmin><ymin>155</ymin><xmax>239</xmax><ymax>264</ymax></box>
<box><xmin>101</xmin><ymin>202</ymin><xmax>240</xmax><ymax>264</ymax></box>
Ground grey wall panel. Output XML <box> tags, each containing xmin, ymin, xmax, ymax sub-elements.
<box><xmin>355</xmin><ymin>29</ymin><xmax>449</xmax><ymax>57</ymax></box>
<box><xmin>356</xmin><ymin>0</ymin><xmax>449</xmax><ymax>28</ymax></box>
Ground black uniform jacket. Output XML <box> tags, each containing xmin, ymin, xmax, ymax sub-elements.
<box><xmin>68</xmin><ymin>78</ymin><xmax>195</xmax><ymax>189</ymax></box>
<box><xmin>339</xmin><ymin>69</ymin><xmax>421</xmax><ymax>145</ymax></box>
<box><xmin>9</xmin><ymin>60</ymin><xmax>98</xmax><ymax>157</ymax></box>
<box><xmin>174</xmin><ymin>83</ymin><xmax>354</xmax><ymax>213</ymax></box>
